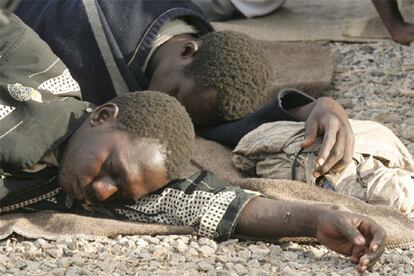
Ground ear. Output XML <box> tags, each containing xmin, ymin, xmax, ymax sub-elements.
<box><xmin>181</xmin><ymin>41</ymin><xmax>198</xmax><ymax>58</ymax></box>
<box><xmin>89</xmin><ymin>103</ymin><xmax>119</xmax><ymax>126</ymax></box>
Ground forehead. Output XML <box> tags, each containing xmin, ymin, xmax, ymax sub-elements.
<box><xmin>116</xmin><ymin>136</ymin><xmax>167</xmax><ymax>171</ymax></box>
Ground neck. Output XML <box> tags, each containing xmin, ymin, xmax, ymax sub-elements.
<box><xmin>146</xmin><ymin>34</ymin><xmax>196</xmax><ymax>79</ymax></box>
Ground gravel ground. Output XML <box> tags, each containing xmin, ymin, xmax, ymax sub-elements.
<box><xmin>1</xmin><ymin>41</ymin><xmax>414</xmax><ymax>275</ymax></box>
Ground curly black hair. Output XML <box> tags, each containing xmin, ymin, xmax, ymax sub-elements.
<box><xmin>184</xmin><ymin>31</ymin><xmax>272</xmax><ymax>122</ymax></box>
<box><xmin>110</xmin><ymin>91</ymin><xmax>195</xmax><ymax>179</ymax></box>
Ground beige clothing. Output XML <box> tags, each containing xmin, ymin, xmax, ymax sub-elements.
<box><xmin>233</xmin><ymin>120</ymin><xmax>414</xmax><ymax>214</ymax></box>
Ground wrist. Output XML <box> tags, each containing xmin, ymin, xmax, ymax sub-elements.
<box><xmin>287</xmin><ymin>100</ymin><xmax>316</xmax><ymax>121</ymax></box>
<box><xmin>305</xmin><ymin>206</ymin><xmax>328</xmax><ymax>238</ymax></box>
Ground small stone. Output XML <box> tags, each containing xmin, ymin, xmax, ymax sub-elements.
<box><xmin>247</xmin><ymin>259</ymin><xmax>260</xmax><ymax>268</ymax></box>
<box><xmin>152</xmin><ymin>247</ymin><xmax>169</xmax><ymax>259</ymax></box>
<box><xmin>16</xmin><ymin>260</ymin><xmax>28</xmax><ymax>270</ymax></box>
<box><xmin>118</xmin><ymin>237</ymin><xmax>129</xmax><ymax>245</ymax></box>
<box><xmin>238</xmin><ymin>249</ymin><xmax>251</xmax><ymax>259</ymax></box>
<box><xmin>281</xmin><ymin>265</ymin><xmax>297</xmax><ymax>276</ymax></box>
<box><xmin>269</xmin><ymin>245</ymin><xmax>283</xmax><ymax>256</ymax></box>
<box><xmin>188</xmin><ymin>248</ymin><xmax>199</xmax><ymax>256</ymax></box>
<box><xmin>248</xmin><ymin>244</ymin><xmax>269</xmax><ymax>255</ymax></box>
<box><xmin>46</xmin><ymin>247</ymin><xmax>64</xmax><ymax>259</ymax></box>
<box><xmin>135</xmin><ymin>239</ymin><xmax>148</xmax><ymax>247</ymax></box>
<box><xmin>65</xmin><ymin>266</ymin><xmax>82</xmax><ymax>276</ymax></box>
<box><xmin>309</xmin><ymin>246</ymin><xmax>326</xmax><ymax>258</ymax></box>
<box><xmin>141</xmin><ymin>252</ymin><xmax>152</xmax><ymax>261</ymax></box>
<box><xmin>34</xmin><ymin>238</ymin><xmax>49</xmax><ymax>248</ymax></box>
<box><xmin>282</xmin><ymin>251</ymin><xmax>298</xmax><ymax>261</ymax></box>
<box><xmin>233</xmin><ymin>263</ymin><xmax>248</xmax><ymax>274</ymax></box>
<box><xmin>198</xmin><ymin>261</ymin><xmax>213</xmax><ymax>271</ymax></box>
<box><xmin>0</xmin><ymin>255</ymin><xmax>9</xmax><ymax>264</ymax></box>
<box><xmin>173</xmin><ymin>240</ymin><xmax>187</xmax><ymax>253</ymax></box>
<box><xmin>200</xmin><ymin>245</ymin><xmax>216</xmax><ymax>257</ymax></box>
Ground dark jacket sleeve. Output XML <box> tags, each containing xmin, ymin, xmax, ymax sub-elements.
<box><xmin>196</xmin><ymin>89</ymin><xmax>315</xmax><ymax>148</ymax></box>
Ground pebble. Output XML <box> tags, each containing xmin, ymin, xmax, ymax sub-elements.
<box><xmin>234</xmin><ymin>263</ymin><xmax>248</xmax><ymax>274</ymax></box>
<box><xmin>200</xmin><ymin>245</ymin><xmax>216</xmax><ymax>257</ymax></box>
<box><xmin>198</xmin><ymin>260</ymin><xmax>214</xmax><ymax>271</ymax></box>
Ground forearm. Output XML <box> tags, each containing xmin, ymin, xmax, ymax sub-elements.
<box><xmin>196</xmin><ymin>100</ymin><xmax>295</xmax><ymax>147</ymax></box>
<box><xmin>197</xmin><ymin>89</ymin><xmax>314</xmax><ymax>147</ymax></box>
<box><xmin>235</xmin><ymin>197</ymin><xmax>320</xmax><ymax>239</ymax></box>
<box><xmin>372</xmin><ymin>0</ymin><xmax>405</xmax><ymax>29</ymax></box>
<box><xmin>286</xmin><ymin>100</ymin><xmax>316</xmax><ymax>121</ymax></box>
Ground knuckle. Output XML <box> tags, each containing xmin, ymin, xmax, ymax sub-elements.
<box><xmin>332</xmin><ymin>149</ymin><xmax>343</xmax><ymax>159</ymax></box>
<box><xmin>343</xmin><ymin>155</ymin><xmax>353</xmax><ymax>164</ymax></box>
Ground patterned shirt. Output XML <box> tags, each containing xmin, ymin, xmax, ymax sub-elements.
<box><xmin>12</xmin><ymin>171</ymin><xmax>259</xmax><ymax>241</ymax></box>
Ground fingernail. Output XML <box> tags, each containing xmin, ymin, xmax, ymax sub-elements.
<box><xmin>317</xmin><ymin>158</ymin><xmax>325</xmax><ymax>166</ymax></box>
<box><xmin>372</xmin><ymin>245</ymin><xmax>378</xmax><ymax>252</ymax></box>
<box><xmin>313</xmin><ymin>172</ymin><xmax>321</xmax><ymax>178</ymax></box>
<box><xmin>356</xmin><ymin>237</ymin><xmax>365</xmax><ymax>244</ymax></box>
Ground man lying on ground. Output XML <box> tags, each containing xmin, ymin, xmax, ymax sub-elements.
<box><xmin>0</xmin><ymin>11</ymin><xmax>385</xmax><ymax>273</ymax></box>
<box><xmin>192</xmin><ymin>0</ymin><xmax>414</xmax><ymax>45</ymax></box>
<box><xmin>10</xmin><ymin>0</ymin><xmax>355</xmax><ymax>179</ymax></box>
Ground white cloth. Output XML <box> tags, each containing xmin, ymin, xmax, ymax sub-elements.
<box><xmin>233</xmin><ymin>120</ymin><xmax>414</xmax><ymax>214</ymax></box>
<box><xmin>230</xmin><ymin>0</ymin><xmax>287</xmax><ymax>18</ymax></box>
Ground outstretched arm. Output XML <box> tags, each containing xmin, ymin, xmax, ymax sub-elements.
<box><xmin>235</xmin><ymin>197</ymin><xmax>386</xmax><ymax>273</ymax></box>
<box><xmin>372</xmin><ymin>0</ymin><xmax>414</xmax><ymax>45</ymax></box>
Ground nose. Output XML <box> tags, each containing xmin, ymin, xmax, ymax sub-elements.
<box><xmin>91</xmin><ymin>177</ymin><xmax>119</xmax><ymax>202</ymax></box>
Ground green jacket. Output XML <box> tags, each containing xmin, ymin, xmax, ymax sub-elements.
<box><xmin>0</xmin><ymin>11</ymin><xmax>91</xmax><ymax>213</ymax></box>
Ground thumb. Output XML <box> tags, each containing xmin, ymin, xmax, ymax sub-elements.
<box><xmin>302</xmin><ymin>120</ymin><xmax>318</xmax><ymax>148</ymax></box>
<box><xmin>337</xmin><ymin>218</ymin><xmax>366</xmax><ymax>246</ymax></box>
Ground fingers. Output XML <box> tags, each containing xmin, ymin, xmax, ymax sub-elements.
<box><xmin>302</xmin><ymin>117</ymin><xmax>318</xmax><ymax>148</ymax></box>
<box><xmin>350</xmin><ymin>245</ymin><xmax>365</xmax><ymax>264</ymax></box>
<box><xmin>314</xmin><ymin>120</ymin><xmax>354</xmax><ymax>177</ymax></box>
<box><xmin>335</xmin><ymin>216</ymin><xmax>366</xmax><ymax>247</ymax></box>
<box><xmin>313</xmin><ymin>120</ymin><xmax>338</xmax><ymax>177</ymax></box>
<box><xmin>358</xmin><ymin>243</ymin><xmax>385</xmax><ymax>273</ymax></box>
<box><xmin>331</xmin><ymin>127</ymin><xmax>354</xmax><ymax>173</ymax></box>
<box><xmin>355</xmin><ymin>217</ymin><xmax>387</xmax><ymax>272</ymax></box>
<box><xmin>317</xmin><ymin>130</ymin><xmax>344</xmax><ymax>176</ymax></box>
<box><xmin>361</xmin><ymin>224</ymin><xmax>386</xmax><ymax>271</ymax></box>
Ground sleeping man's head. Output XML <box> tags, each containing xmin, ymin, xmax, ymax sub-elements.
<box><xmin>58</xmin><ymin>91</ymin><xmax>194</xmax><ymax>204</ymax></box>
<box><xmin>147</xmin><ymin>30</ymin><xmax>272</xmax><ymax>127</ymax></box>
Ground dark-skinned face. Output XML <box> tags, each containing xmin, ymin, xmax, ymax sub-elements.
<box><xmin>58</xmin><ymin>103</ymin><xmax>169</xmax><ymax>204</ymax></box>
<box><xmin>147</xmin><ymin>36</ymin><xmax>220</xmax><ymax>127</ymax></box>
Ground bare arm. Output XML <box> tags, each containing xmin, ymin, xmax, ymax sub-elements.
<box><xmin>372</xmin><ymin>0</ymin><xmax>414</xmax><ymax>45</ymax></box>
<box><xmin>235</xmin><ymin>197</ymin><xmax>386</xmax><ymax>273</ymax></box>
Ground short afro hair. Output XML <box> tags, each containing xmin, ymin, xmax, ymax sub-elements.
<box><xmin>184</xmin><ymin>30</ymin><xmax>272</xmax><ymax>122</ymax></box>
<box><xmin>110</xmin><ymin>91</ymin><xmax>195</xmax><ymax>179</ymax></box>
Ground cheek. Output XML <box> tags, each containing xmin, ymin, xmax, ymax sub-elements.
<box><xmin>149</xmin><ymin>68</ymin><xmax>178</xmax><ymax>96</ymax></box>
<box><xmin>127</xmin><ymin>169</ymin><xmax>169</xmax><ymax>200</ymax></box>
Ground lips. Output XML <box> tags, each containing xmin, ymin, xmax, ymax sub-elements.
<box><xmin>73</xmin><ymin>178</ymin><xmax>87</xmax><ymax>202</ymax></box>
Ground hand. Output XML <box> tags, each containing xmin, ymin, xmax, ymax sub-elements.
<box><xmin>390</xmin><ymin>22</ymin><xmax>414</xmax><ymax>46</ymax></box>
<box><xmin>301</xmin><ymin>97</ymin><xmax>354</xmax><ymax>177</ymax></box>
<box><xmin>315</xmin><ymin>209</ymin><xmax>387</xmax><ymax>273</ymax></box>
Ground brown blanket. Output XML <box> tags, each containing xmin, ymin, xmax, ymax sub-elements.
<box><xmin>262</xmin><ymin>41</ymin><xmax>333</xmax><ymax>98</ymax></box>
<box><xmin>1</xmin><ymin>138</ymin><xmax>413</xmax><ymax>249</ymax></box>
